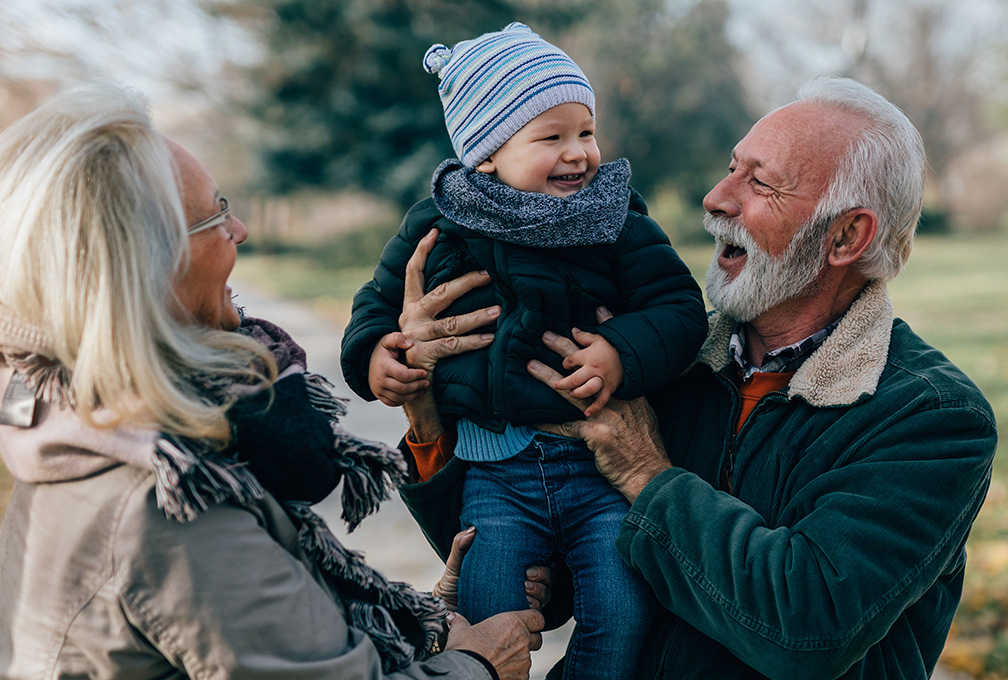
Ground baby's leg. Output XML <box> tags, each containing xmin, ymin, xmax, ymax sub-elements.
<box><xmin>550</xmin><ymin>439</ymin><xmax>656</xmax><ymax>680</ymax></box>
<box><xmin>458</xmin><ymin>450</ymin><xmax>554</xmax><ymax>623</ymax></box>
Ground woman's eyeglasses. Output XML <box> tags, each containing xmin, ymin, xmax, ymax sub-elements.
<box><xmin>187</xmin><ymin>196</ymin><xmax>232</xmax><ymax>237</ymax></box>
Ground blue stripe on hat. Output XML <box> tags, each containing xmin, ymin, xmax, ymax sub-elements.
<box><xmin>462</xmin><ymin>77</ymin><xmax>594</xmax><ymax>155</ymax></box>
<box><xmin>445</xmin><ymin>52</ymin><xmax>572</xmax><ymax>129</ymax></box>
<box><xmin>460</xmin><ymin>68</ymin><xmax>593</xmax><ymax>139</ymax></box>
<box><xmin>442</xmin><ymin>42</ymin><xmax>544</xmax><ymax>121</ymax></box>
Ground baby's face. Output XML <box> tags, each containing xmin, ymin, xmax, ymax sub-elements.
<box><xmin>476</xmin><ymin>103</ymin><xmax>600</xmax><ymax>197</ymax></box>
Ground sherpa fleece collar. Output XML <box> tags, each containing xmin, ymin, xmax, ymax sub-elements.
<box><xmin>696</xmin><ymin>279</ymin><xmax>893</xmax><ymax>407</ymax></box>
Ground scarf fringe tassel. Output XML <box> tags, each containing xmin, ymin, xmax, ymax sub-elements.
<box><xmin>150</xmin><ymin>371</ymin><xmax>445</xmax><ymax>673</ymax></box>
<box><xmin>1</xmin><ymin>350</ymin><xmax>75</xmax><ymax>409</ymax></box>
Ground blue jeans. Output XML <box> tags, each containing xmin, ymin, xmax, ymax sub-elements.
<box><xmin>458</xmin><ymin>436</ymin><xmax>655</xmax><ymax>680</ymax></box>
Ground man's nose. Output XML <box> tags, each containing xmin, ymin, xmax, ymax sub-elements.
<box><xmin>702</xmin><ymin>174</ymin><xmax>741</xmax><ymax>218</ymax></box>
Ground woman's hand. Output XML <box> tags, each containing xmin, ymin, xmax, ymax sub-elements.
<box><xmin>527</xmin><ymin>318</ymin><xmax>672</xmax><ymax>504</ymax></box>
<box><xmin>433</xmin><ymin>527</ymin><xmax>554</xmax><ymax>612</ymax></box>
<box><xmin>446</xmin><ymin>610</ymin><xmax>544</xmax><ymax>680</ymax></box>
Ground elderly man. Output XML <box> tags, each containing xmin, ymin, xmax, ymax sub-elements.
<box><xmin>380</xmin><ymin>77</ymin><xmax>998</xmax><ymax>679</ymax></box>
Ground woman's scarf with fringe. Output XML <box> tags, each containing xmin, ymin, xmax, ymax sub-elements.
<box><xmin>0</xmin><ymin>310</ymin><xmax>445</xmax><ymax>673</ymax></box>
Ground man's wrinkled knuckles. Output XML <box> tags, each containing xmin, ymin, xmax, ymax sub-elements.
<box><xmin>555</xmin><ymin>421</ymin><xmax>584</xmax><ymax>439</ymax></box>
<box><xmin>424</xmin><ymin>335</ymin><xmax>466</xmax><ymax>359</ymax></box>
<box><xmin>433</xmin><ymin>313</ymin><xmax>460</xmax><ymax>335</ymax></box>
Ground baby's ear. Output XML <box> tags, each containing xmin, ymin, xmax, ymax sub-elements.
<box><xmin>475</xmin><ymin>157</ymin><xmax>495</xmax><ymax>174</ymax></box>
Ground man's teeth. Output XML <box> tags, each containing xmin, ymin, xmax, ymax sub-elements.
<box><xmin>723</xmin><ymin>241</ymin><xmax>747</xmax><ymax>259</ymax></box>
<box><xmin>553</xmin><ymin>174</ymin><xmax>580</xmax><ymax>181</ymax></box>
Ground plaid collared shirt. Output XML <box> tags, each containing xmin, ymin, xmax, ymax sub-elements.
<box><xmin>729</xmin><ymin>319</ymin><xmax>841</xmax><ymax>380</ymax></box>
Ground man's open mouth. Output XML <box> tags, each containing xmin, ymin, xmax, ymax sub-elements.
<box><xmin>722</xmin><ymin>240</ymin><xmax>747</xmax><ymax>259</ymax></box>
<box><xmin>551</xmin><ymin>173</ymin><xmax>582</xmax><ymax>182</ymax></box>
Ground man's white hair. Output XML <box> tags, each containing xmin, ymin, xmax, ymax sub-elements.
<box><xmin>0</xmin><ymin>81</ymin><xmax>274</xmax><ymax>442</ymax></box>
<box><xmin>796</xmin><ymin>76</ymin><xmax>927</xmax><ymax>282</ymax></box>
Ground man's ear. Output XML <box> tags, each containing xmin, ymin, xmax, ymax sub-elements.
<box><xmin>475</xmin><ymin>157</ymin><xmax>495</xmax><ymax>174</ymax></box>
<box><xmin>828</xmin><ymin>208</ymin><xmax>878</xmax><ymax>267</ymax></box>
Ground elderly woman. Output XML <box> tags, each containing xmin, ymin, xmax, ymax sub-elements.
<box><xmin>0</xmin><ymin>83</ymin><xmax>544</xmax><ymax>679</ymax></box>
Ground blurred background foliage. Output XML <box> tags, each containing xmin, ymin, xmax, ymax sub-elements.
<box><xmin>1</xmin><ymin>0</ymin><xmax>1008</xmax><ymax>676</ymax></box>
<box><xmin>237</xmin><ymin>0</ymin><xmax>755</xmax><ymax>244</ymax></box>
<box><xmin>221</xmin><ymin>0</ymin><xmax>1008</xmax><ymax>253</ymax></box>
<box><xmin>6</xmin><ymin>0</ymin><xmax>1004</xmax><ymax>247</ymax></box>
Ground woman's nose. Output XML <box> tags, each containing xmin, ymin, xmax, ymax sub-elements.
<box><xmin>231</xmin><ymin>215</ymin><xmax>249</xmax><ymax>245</ymax></box>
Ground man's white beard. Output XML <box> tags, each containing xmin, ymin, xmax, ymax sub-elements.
<box><xmin>704</xmin><ymin>213</ymin><xmax>830</xmax><ymax>322</ymax></box>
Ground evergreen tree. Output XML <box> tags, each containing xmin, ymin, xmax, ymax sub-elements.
<box><xmin>244</xmin><ymin>0</ymin><xmax>753</xmax><ymax>215</ymax></box>
<box><xmin>245</xmin><ymin>0</ymin><xmax>591</xmax><ymax>208</ymax></box>
<box><xmin>583</xmin><ymin>0</ymin><xmax>754</xmax><ymax>204</ymax></box>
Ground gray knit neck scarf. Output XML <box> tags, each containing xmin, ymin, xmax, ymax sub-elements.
<box><xmin>431</xmin><ymin>157</ymin><xmax>632</xmax><ymax>247</ymax></box>
<box><xmin>0</xmin><ymin>307</ymin><xmax>444</xmax><ymax>673</ymax></box>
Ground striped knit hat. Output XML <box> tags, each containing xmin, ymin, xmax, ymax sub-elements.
<box><xmin>423</xmin><ymin>22</ymin><xmax>595</xmax><ymax>168</ymax></box>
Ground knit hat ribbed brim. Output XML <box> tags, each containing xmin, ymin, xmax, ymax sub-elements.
<box><xmin>424</xmin><ymin>22</ymin><xmax>595</xmax><ymax>167</ymax></box>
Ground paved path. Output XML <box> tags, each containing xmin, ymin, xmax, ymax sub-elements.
<box><xmin>234</xmin><ymin>284</ymin><xmax>571</xmax><ymax>679</ymax></box>
<box><xmin>235</xmin><ymin>283</ymin><xmax>967</xmax><ymax>680</ymax></box>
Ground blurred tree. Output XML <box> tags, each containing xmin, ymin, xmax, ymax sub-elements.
<box><xmin>241</xmin><ymin>0</ymin><xmax>598</xmax><ymax>209</ymax></box>
<box><xmin>240</xmin><ymin>0</ymin><xmax>753</xmax><ymax>218</ymax></box>
<box><xmin>579</xmin><ymin>0</ymin><xmax>754</xmax><ymax>205</ymax></box>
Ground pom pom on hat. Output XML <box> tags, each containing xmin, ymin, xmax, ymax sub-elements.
<box><xmin>423</xmin><ymin>44</ymin><xmax>452</xmax><ymax>75</ymax></box>
<box><xmin>424</xmin><ymin>22</ymin><xmax>594</xmax><ymax>167</ymax></box>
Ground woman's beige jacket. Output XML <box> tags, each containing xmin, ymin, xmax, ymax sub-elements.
<box><xmin>0</xmin><ymin>456</ymin><xmax>489</xmax><ymax>679</ymax></box>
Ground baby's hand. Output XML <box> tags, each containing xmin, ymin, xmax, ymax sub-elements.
<box><xmin>549</xmin><ymin>328</ymin><xmax>623</xmax><ymax>417</ymax></box>
<box><xmin>368</xmin><ymin>332</ymin><xmax>429</xmax><ymax>406</ymax></box>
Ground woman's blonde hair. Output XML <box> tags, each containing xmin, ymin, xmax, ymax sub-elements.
<box><xmin>0</xmin><ymin>81</ymin><xmax>275</xmax><ymax>443</ymax></box>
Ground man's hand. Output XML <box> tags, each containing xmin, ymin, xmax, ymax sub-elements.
<box><xmin>446</xmin><ymin>609</ymin><xmax>544</xmax><ymax>680</ymax></box>
<box><xmin>368</xmin><ymin>333</ymin><xmax>429</xmax><ymax>406</ymax></box>
<box><xmin>396</xmin><ymin>228</ymin><xmax>499</xmax><ymax>442</ymax></box>
<box><xmin>548</xmin><ymin>328</ymin><xmax>623</xmax><ymax>417</ymax></box>
<box><xmin>527</xmin><ymin>324</ymin><xmax>672</xmax><ymax>504</ymax></box>
<box><xmin>399</xmin><ymin>229</ymin><xmax>499</xmax><ymax>374</ymax></box>
<box><xmin>434</xmin><ymin>527</ymin><xmax>554</xmax><ymax>612</ymax></box>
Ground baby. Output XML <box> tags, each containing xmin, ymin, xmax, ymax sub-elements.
<box><xmin>341</xmin><ymin>23</ymin><xmax>707</xmax><ymax>679</ymax></box>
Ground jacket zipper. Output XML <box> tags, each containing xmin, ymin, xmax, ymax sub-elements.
<box><xmin>564</xmin><ymin>274</ymin><xmax>582</xmax><ymax>325</ymax></box>
<box><xmin>491</xmin><ymin>240</ymin><xmax>516</xmax><ymax>421</ymax></box>
<box><xmin>721</xmin><ymin>377</ymin><xmax>789</xmax><ymax>495</ymax></box>
<box><xmin>722</xmin><ymin>377</ymin><xmax>741</xmax><ymax>495</ymax></box>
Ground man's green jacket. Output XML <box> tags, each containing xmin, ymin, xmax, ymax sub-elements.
<box><xmin>400</xmin><ymin>280</ymin><xmax>998</xmax><ymax>679</ymax></box>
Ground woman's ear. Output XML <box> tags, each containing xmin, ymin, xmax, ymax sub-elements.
<box><xmin>475</xmin><ymin>157</ymin><xmax>495</xmax><ymax>174</ymax></box>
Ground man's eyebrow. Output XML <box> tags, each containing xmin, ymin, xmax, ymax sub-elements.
<box><xmin>730</xmin><ymin>149</ymin><xmax>765</xmax><ymax>169</ymax></box>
